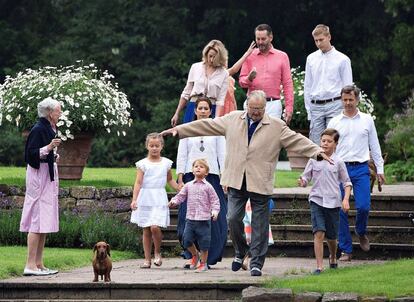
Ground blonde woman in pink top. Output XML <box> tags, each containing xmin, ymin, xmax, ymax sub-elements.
<box><xmin>171</xmin><ymin>40</ymin><xmax>229</xmax><ymax>126</ymax></box>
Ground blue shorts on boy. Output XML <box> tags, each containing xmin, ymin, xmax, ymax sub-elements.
<box><xmin>310</xmin><ymin>201</ymin><xmax>340</xmax><ymax>239</ymax></box>
<box><xmin>183</xmin><ymin>219</ymin><xmax>211</xmax><ymax>251</ymax></box>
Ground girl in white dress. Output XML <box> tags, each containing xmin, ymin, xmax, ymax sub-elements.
<box><xmin>130</xmin><ymin>133</ymin><xmax>180</xmax><ymax>268</ymax></box>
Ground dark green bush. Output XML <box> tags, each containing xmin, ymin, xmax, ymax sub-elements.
<box><xmin>385</xmin><ymin>93</ymin><xmax>414</xmax><ymax>162</ymax></box>
<box><xmin>385</xmin><ymin>160</ymin><xmax>414</xmax><ymax>182</ymax></box>
<box><xmin>0</xmin><ymin>210</ymin><xmax>143</xmax><ymax>254</ymax></box>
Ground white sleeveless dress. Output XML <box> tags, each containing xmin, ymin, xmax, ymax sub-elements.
<box><xmin>130</xmin><ymin>157</ymin><xmax>172</xmax><ymax>228</ymax></box>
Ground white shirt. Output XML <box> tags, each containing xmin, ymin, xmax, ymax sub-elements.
<box><xmin>176</xmin><ymin>136</ymin><xmax>226</xmax><ymax>175</ymax></box>
<box><xmin>327</xmin><ymin>110</ymin><xmax>384</xmax><ymax>174</ymax></box>
<box><xmin>304</xmin><ymin>47</ymin><xmax>353</xmax><ymax>117</ymax></box>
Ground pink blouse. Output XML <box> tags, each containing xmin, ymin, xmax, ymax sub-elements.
<box><xmin>180</xmin><ymin>62</ymin><xmax>229</xmax><ymax>106</ymax></box>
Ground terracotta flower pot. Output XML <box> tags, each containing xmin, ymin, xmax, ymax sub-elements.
<box><xmin>57</xmin><ymin>133</ymin><xmax>94</xmax><ymax>180</ymax></box>
<box><xmin>287</xmin><ymin>150</ymin><xmax>310</xmax><ymax>171</ymax></box>
<box><xmin>287</xmin><ymin>129</ymin><xmax>310</xmax><ymax>171</ymax></box>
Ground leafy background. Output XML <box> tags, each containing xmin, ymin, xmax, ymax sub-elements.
<box><xmin>0</xmin><ymin>0</ymin><xmax>413</xmax><ymax>167</ymax></box>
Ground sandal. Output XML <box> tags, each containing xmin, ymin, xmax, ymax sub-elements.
<box><xmin>154</xmin><ymin>257</ymin><xmax>163</xmax><ymax>267</ymax></box>
<box><xmin>140</xmin><ymin>262</ymin><xmax>151</xmax><ymax>269</ymax></box>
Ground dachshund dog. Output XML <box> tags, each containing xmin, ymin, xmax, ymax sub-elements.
<box><xmin>369</xmin><ymin>153</ymin><xmax>387</xmax><ymax>193</ymax></box>
<box><xmin>92</xmin><ymin>241</ymin><xmax>112</xmax><ymax>282</ymax></box>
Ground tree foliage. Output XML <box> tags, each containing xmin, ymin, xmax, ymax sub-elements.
<box><xmin>0</xmin><ymin>0</ymin><xmax>413</xmax><ymax>166</ymax></box>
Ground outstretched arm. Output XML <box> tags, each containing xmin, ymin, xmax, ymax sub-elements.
<box><xmin>160</xmin><ymin>127</ymin><xmax>178</xmax><ymax>137</ymax></box>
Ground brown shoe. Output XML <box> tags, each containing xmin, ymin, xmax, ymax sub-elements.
<box><xmin>338</xmin><ymin>252</ymin><xmax>352</xmax><ymax>261</ymax></box>
<box><xmin>359</xmin><ymin>234</ymin><xmax>370</xmax><ymax>252</ymax></box>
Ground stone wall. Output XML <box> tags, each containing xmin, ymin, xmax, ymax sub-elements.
<box><xmin>0</xmin><ymin>185</ymin><xmax>139</xmax><ymax>220</ymax></box>
<box><xmin>241</xmin><ymin>287</ymin><xmax>414</xmax><ymax>302</ymax></box>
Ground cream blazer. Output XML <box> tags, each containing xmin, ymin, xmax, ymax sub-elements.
<box><xmin>176</xmin><ymin>110</ymin><xmax>322</xmax><ymax>195</ymax></box>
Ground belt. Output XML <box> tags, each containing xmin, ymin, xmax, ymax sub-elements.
<box><xmin>311</xmin><ymin>96</ymin><xmax>341</xmax><ymax>104</ymax></box>
<box><xmin>266</xmin><ymin>97</ymin><xmax>280</xmax><ymax>102</ymax></box>
<box><xmin>345</xmin><ymin>161</ymin><xmax>368</xmax><ymax>166</ymax></box>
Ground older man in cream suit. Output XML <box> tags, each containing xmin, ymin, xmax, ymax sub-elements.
<box><xmin>162</xmin><ymin>90</ymin><xmax>329</xmax><ymax>276</ymax></box>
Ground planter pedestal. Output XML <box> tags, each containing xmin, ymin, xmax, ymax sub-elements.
<box><xmin>287</xmin><ymin>150</ymin><xmax>310</xmax><ymax>171</ymax></box>
<box><xmin>287</xmin><ymin>129</ymin><xmax>310</xmax><ymax>171</ymax></box>
<box><xmin>57</xmin><ymin>133</ymin><xmax>93</xmax><ymax>180</ymax></box>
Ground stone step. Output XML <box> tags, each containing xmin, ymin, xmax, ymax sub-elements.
<box><xmin>162</xmin><ymin>224</ymin><xmax>414</xmax><ymax>244</ymax></box>
<box><xmin>269</xmin><ymin>209</ymin><xmax>414</xmax><ymax>227</ymax></box>
<box><xmin>270</xmin><ymin>195</ymin><xmax>414</xmax><ymax>211</ymax></box>
<box><xmin>0</xmin><ymin>283</ymin><xmax>249</xmax><ymax>301</ymax></box>
<box><xmin>168</xmin><ymin>209</ymin><xmax>414</xmax><ymax>227</ymax></box>
<box><xmin>269</xmin><ymin>225</ymin><xmax>414</xmax><ymax>244</ymax></box>
<box><xmin>166</xmin><ymin>192</ymin><xmax>414</xmax><ymax>211</ymax></box>
<box><xmin>162</xmin><ymin>239</ymin><xmax>414</xmax><ymax>260</ymax></box>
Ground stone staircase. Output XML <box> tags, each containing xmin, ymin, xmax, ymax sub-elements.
<box><xmin>164</xmin><ymin>191</ymin><xmax>414</xmax><ymax>260</ymax></box>
<box><xmin>1</xmin><ymin>187</ymin><xmax>412</xmax><ymax>302</ymax></box>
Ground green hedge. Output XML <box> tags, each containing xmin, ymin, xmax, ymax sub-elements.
<box><xmin>385</xmin><ymin>160</ymin><xmax>414</xmax><ymax>182</ymax></box>
<box><xmin>0</xmin><ymin>210</ymin><xmax>143</xmax><ymax>254</ymax></box>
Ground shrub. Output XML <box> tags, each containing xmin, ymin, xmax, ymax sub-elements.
<box><xmin>385</xmin><ymin>160</ymin><xmax>414</xmax><ymax>182</ymax></box>
<box><xmin>0</xmin><ymin>210</ymin><xmax>143</xmax><ymax>254</ymax></box>
<box><xmin>385</xmin><ymin>92</ymin><xmax>414</xmax><ymax>162</ymax></box>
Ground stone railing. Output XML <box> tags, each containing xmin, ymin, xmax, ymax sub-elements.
<box><xmin>0</xmin><ymin>185</ymin><xmax>138</xmax><ymax>220</ymax></box>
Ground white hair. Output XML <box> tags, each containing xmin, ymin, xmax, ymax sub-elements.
<box><xmin>247</xmin><ymin>90</ymin><xmax>267</xmax><ymax>106</ymax></box>
<box><xmin>37</xmin><ymin>97</ymin><xmax>60</xmax><ymax>118</ymax></box>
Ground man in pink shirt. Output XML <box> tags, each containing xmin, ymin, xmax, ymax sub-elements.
<box><xmin>239</xmin><ymin>24</ymin><xmax>294</xmax><ymax>124</ymax></box>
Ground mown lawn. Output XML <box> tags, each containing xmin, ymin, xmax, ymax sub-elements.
<box><xmin>0</xmin><ymin>246</ymin><xmax>136</xmax><ymax>279</ymax></box>
<box><xmin>0</xmin><ymin>166</ymin><xmax>302</xmax><ymax>188</ymax></box>
<box><xmin>265</xmin><ymin>258</ymin><xmax>414</xmax><ymax>299</ymax></box>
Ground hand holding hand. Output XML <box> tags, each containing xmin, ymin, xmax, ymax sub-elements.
<box><xmin>212</xmin><ymin>212</ymin><xmax>218</xmax><ymax>221</ymax></box>
<box><xmin>130</xmin><ymin>200</ymin><xmax>137</xmax><ymax>210</ymax></box>
<box><xmin>168</xmin><ymin>201</ymin><xmax>177</xmax><ymax>208</ymax></box>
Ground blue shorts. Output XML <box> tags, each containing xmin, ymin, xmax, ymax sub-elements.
<box><xmin>183</xmin><ymin>219</ymin><xmax>211</xmax><ymax>251</ymax></box>
<box><xmin>310</xmin><ymin>201</ymin><xmax>340</xmax><ymax>240</ymax></box>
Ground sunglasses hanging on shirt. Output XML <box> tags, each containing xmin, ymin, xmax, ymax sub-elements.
<box><xmin>200</xmin><ymin>137</ymin><xmax>205</xmax><ymax>152</ymax></box>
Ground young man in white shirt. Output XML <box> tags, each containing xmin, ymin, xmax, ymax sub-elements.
<box><xmin>328</xmin><ymin>85</ymin><xmax>385</xmax><ymax>261</ymax></box>
<box><xmin>305</xmin><ymin>24</ymin><xmax>353</xmax><ymax>143</ymax></box>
